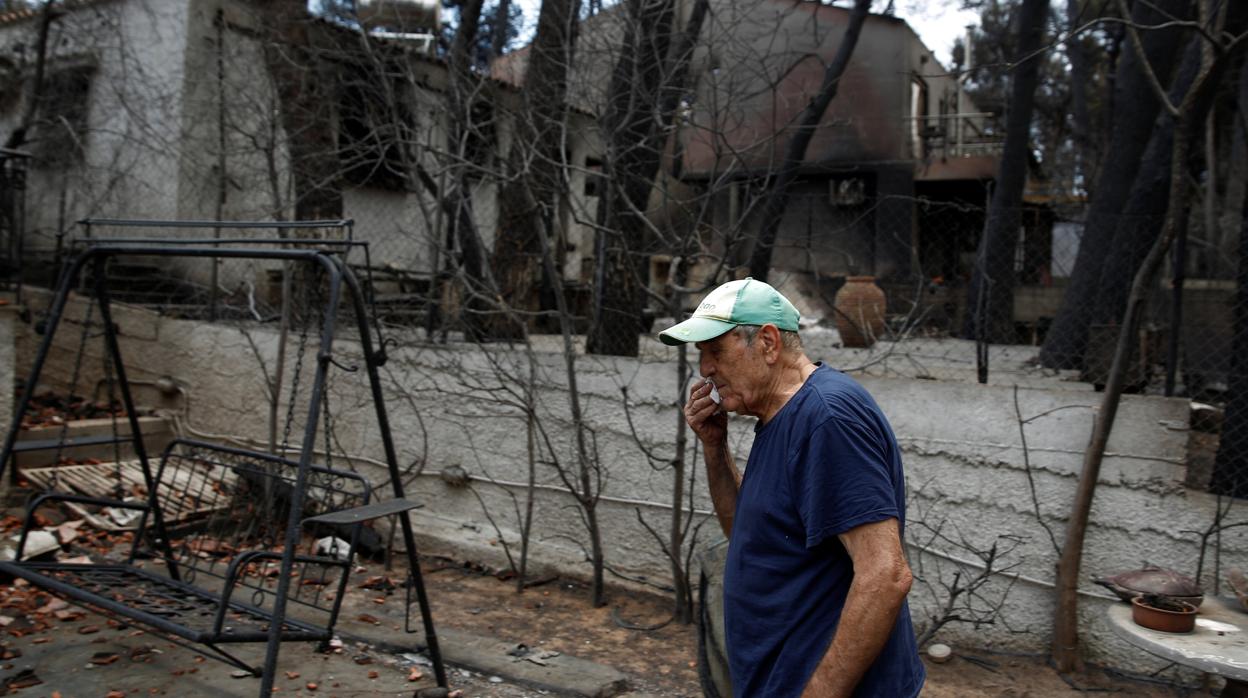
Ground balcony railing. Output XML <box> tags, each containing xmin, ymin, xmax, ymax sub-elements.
<box><xmin>905</xmin><ymin>112</ymin><xmax>1004</xmax><ymax>160</ymax></box>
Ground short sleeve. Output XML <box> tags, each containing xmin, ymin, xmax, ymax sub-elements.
<box><xmin>793</xmin><ymin>417</ymin><xmax>900</xmax><ymax>548</ymax></box>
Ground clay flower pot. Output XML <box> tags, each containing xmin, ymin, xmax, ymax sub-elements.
<box><xmin>833</xmin><ymin>276</ymin><xmax>886</xmax><ymax>348</ymax></box>
<box><xmin>1131</xmin><ymin>595</ymin><xmax>1198</xmax><ymax>633</ymax></box>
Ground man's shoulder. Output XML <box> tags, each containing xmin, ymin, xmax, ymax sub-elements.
<box><xmin>804</xmin><ymin>367</ymin><xmax>875</xmax><ymax>415</ymax></box>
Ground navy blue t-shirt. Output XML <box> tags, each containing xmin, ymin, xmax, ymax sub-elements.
<box><xmin>723</xmin><ymin>364</ymin><xmax>924</xmax><ymax>697</ymax></box>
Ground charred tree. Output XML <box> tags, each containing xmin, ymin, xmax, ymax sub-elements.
<box><xmin>1090</xmin><ymin>40</ymin><xmax>1203</xmax><ymax>329</ymax></box>
<box><xmin>585</xmin><ymin>0</ymin><xmax>710</xmax><ymax>357</ymax></box>
<box><xmin>260</xmin><ymin>2</ymin><xmax>344</xmax><ymax>220</ymax></box>
<box><xmin>1065</xmin><ymin>0</ymin><xmax>1095</xmax><ymax>185</ymax></box>
<box><xmin>1210</xmin><ymin>53</ymin><xmax>1248</xmax><ymax>497</ymax></box>
<box><xmin>5</xmin><ymin>0</ymin><xmax>61</xmax><ymax>150</ymax></box>
<box><xmin>1037</xmin><ymin>0</ymin><xmax>1191</xmax><ymax>368</ymax></box>
<box><xmin>1212</xmin><ymin>174</ymin><xmax>1248</xmax><ymax>497</ymax></box>
<box><xmin>961</xmin><ymin>0</ymin><xmax>1050</xmax><ymax>344</ymax></box>
<box><xmin>489</xmin><ymin>0</ymin><xmax>582</xmax><ymax>340</ymax></box>
<box><xmin>490</xmin><ymin>0</ymin><xmax>514</xmax><ymax>60</ymax></box>
<box><xmin>744</xmin><ymin>0</ymin><xmax>871</xmax><ymax>282</ymax></box>
<box><xmin>444</xmin><ymin>0</ymin><xmax>496</xmax><ymax>341</ymax></box>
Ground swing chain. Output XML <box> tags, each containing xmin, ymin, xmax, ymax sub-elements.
<box><xmin>278</xmin><ymin>273</ymin><xmax>313</xmax><ymax>458</ymax></box>
<box><xmin>102</xmin><ymin>338</ymin><xmax>125</xmax><ymax>499</ymax></box>
<box><xmin>51</xmin><ymin>285</ymin><xmax>99</xmax><ymax>485</ymax></box>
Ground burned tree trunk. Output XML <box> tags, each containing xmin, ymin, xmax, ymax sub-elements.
<box><xmin>1037</xmin><ymin>0</ymin><xmax>1190</xmax><ymax>368</ymax></box>
<box><xmin>586</xmin><ymin>0</ymin><xmax>710</xmax><ymax>357</ymax></box>
<box><xmin>444</xmin><ymin>0</ymin><xmax>495</xmax><ymax>341</ymax></box>
<box><xmin>585</xmin><ymin>0</ymin><xmax>677</xmax><ymax>357</ymax></box>
<box><xmin>490</xmin><ymin>0</ymin><xmax>582</xmax><ymax>339</ymax></box>
<box><xmin>261</xmin><ymin>3</ymin><xmax>343</xmax><ymax>220</ymax></box>
<box><xmin>1090</xmin><ymin>40</ymin><xmax>1202</xmax><ymax>329</ymax></box>
<box><xmin>5</xmin><ymin>0</ymin><xmax>61</xmax><ymax>150</ymax></box>
<box><xmin>490</xmin><ymin>0</ymin><xmax>513</xmax><ymax>60</ymax></box>
<box><xmin>1209</xmin><ymin>55</ymin><xmax>1248</xmax><ymax>497</ymax></box>
<box><xmin>745</xmin><ymin>0</ymin><xmax>871</xmax><ymax>282</ymax></box>
<box><xmin>961</xmin><ymin>0</ymin><xmax>1049</xmax><ymax>344</ymax></box>
<box><xmin>1065</xmin><ymin>0</ymin><xmax>1095</xmax><ymax>188</ymax></box>
<box><xmin>1211</xmin><ymin>176</ymin><xmax>1248</xmax><ymax>497</ymax></box>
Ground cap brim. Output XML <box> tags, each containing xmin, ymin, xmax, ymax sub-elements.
<box><xmin>658</xmin><ymin>316</ymin><xmax>737</xmax><ymax>346</ymax></box>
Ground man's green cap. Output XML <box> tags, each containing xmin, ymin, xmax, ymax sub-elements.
<box><xmin>658</xmin><ymin>278</ymin><xmax>800</xmax><ymax>346</ymax></box>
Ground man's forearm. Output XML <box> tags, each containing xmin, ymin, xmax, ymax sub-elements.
<box><xmin>801</xmin><ymin>575</ymin><xmax>908</xmax><ymax>697</ymax></box>
<box><xmin>703</xmin><ymin>438</ymin><xmax>741</xmax><ymax>538</ymax></box>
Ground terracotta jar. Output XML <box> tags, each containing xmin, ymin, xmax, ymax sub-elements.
<box><xmin>833</xmin><ymin>276</ymin><xmax>886</xmax><ymax>348</ymax></box>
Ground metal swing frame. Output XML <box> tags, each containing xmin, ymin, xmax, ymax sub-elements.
<box><xmin>0</xmin><ymin>220</ymin><xmax>446</xmax><ymax>696</ymax></box>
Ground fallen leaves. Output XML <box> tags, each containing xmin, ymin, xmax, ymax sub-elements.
<box><xmin>33</xmin><ymin>598</ymin><xmax>68</xmax><ymax>615</ymax></box>
<box><xmin>18</xmin><ymin>392</ymin><xmax>137</xmax><ymax>429</ymax></box>
<box><xmin>188</xmin><ymin>538</ymin><xmax>237</xmax><ymax>557</ymax></box>
<box><xmin>129</xmin><ymin>645</ymin><xmax>159</xmax><ymax>662</ymax></box>
<box><xmin>2</xmin><ymin>669</ymin><xmax>42</xmax><ymax>689</ymax></box>
<box><xmin>90</xmin><ymin>651</ymin><xmax>121</xmax><ymax>665</ymax></box>
<box><xmin>359</xmin><ymin>575</ymin><xmax>396</xmax><ymax>591</ymax></box>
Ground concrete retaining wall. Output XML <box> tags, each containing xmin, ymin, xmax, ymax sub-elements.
<box><xmin>11</xmin><ymin>289</ymin><xmax>1247</xmax><ymax>676</ymax></box>
<box><xmin>0</xmin><ymin>306</ymin><xmax>13</xmax><ymax>445</ymax></box>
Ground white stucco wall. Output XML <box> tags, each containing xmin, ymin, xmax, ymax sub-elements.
<box><xmin>12</xmin><ymin>287</ymin><xmax>1245</xmax><ymax>679</ymax></box>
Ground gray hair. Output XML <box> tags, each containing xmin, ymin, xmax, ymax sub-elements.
<box><xmin>735</xmin><ymin>324</ymin><xmax>803</xmax><ymax>353</ymax></box>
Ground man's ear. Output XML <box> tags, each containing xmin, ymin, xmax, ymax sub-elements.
<box><xmin>760</xmin><ymin>324</ymin><xmax>783</xmax><ymax>364</ymax></box>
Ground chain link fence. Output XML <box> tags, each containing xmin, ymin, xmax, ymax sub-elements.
<box><xmin>3</xmin><ymin>184</ymin><xmax>1243</xmax><ymax>497</ymax></box>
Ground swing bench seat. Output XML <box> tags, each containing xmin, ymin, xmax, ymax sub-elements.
<box><xmin>0</xmin><ymin>438</ymin><xmax>395</xmax><ymax>669</ymax></box>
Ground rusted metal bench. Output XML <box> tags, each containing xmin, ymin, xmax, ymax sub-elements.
<box><xmin>0</xmin><ymin>438</ymin><xmax>397</xmax><ymax>673</ymax></box>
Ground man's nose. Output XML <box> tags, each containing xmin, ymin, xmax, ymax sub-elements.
<box><xmin>699</xmin><ymin>354</ymin><xmax>714</xmax><ymax>376</ymax></box>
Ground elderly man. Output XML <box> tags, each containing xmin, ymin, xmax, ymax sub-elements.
<box><xmin>660</xmin><ymin>278</ymin><xmax>924</xmax><ymax>697</ymax></box>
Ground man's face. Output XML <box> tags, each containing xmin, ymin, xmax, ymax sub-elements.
<box><xmin>695</xmin><ymin>328</ymin><xmax>765</xmax><ymax>415</ymax></box>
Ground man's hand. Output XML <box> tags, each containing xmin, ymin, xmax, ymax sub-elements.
<box><xmin>800</xmin><ymin>518</ymin><xmax>913</xmax><ymax>697</ymax></box>
<box><xmin>688</xmin><ymin>378</ymin><xmax>738</xmax><ymax>537</ymax></box>
<box><xmin>685</xmin><ymin>379</ymin><xmax>728</xmax><ymax>445</ymax></box>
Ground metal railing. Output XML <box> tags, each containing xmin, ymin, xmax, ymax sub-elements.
<box><xmin>906</xmin><ymin>112</ymin><xmax>1004</xmax><ymax>159</ymax></box>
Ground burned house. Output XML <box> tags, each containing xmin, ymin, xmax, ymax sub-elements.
<box><xmin>493</xmin><ymin>0</ymin><xmax>1017</xmax><ymax>333</ymax></box>
<box><xmin>0</xmin><ymin>0</ymin><xmax>602</xmax><ymax>322</ymax></box>
<box><xmin>675</xmin><ymin>0</ymin><xmax>1007</xmax><ymax>317</ymax></box>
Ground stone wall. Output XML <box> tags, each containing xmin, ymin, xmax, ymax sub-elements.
<box><xmin>0</xmin><ymin>306</ymin><xmax>13</xmax><ymax>443</ymax></box>
<box><xmin>10</xmin><ymin>289</ymin><xmax>1245</xmax><ymax>676</ymax></box>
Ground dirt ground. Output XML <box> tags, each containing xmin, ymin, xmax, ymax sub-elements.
<box><xmin>0</xmin><ymin>544</ymin><xmax>1210</xmax><ymax>697</ymax></box>
<box><xmin>419</xmin><ymin>557</ymin><xmax>1200</xmax><ymax>697</ymax></box>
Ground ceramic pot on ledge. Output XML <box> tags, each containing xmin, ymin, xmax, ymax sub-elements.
<box><xmin>1131</xmin><ymin>595</ymin><xmax>1197</xmax><ymax>633</ymax></box>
